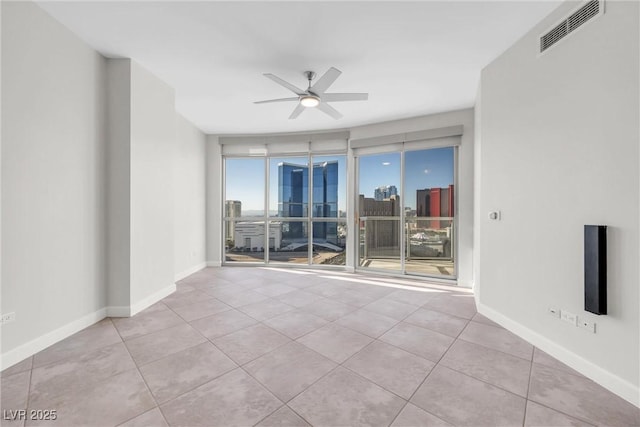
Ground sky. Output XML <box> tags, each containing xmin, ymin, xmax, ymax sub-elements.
<box><xmin>359</xmin><ymin>147</ymin><xmax>454</xmax><ymax>209</ymax></box>
<box><xmin>225</xmin><ymin>147</ymin><xmax>453</xmax><ymax>214</ymax></box>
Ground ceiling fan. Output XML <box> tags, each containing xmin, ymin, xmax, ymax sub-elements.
<box><xmin>254</xmin><ymin>67</ymin><xmax>368</xmax><ymax>120</ymax></box>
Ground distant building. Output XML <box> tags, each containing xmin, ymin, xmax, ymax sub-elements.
<box><xmin>374</xmin><ymin>185</ymin><xmax>398</xmax><ymax>201</ymax></box>
<box><xmin>416</xmin><ymin>185</ymin><xmax>454</xmax><ymax>228</ymax></box>
<box><xmin>359</xmin><ymin>194</ymin><xmax>401</xmax><ymax>256</ymax></box>
<box><xmin>234</xmin><ymin>222</ymin><xmax>282</xmax><ymax>251</ymax></box>
<box><xmin>225</xmin><ymin>200</ymin><xmax>242</xmax><ymax>241</ymax></box>
<box><xmin>278</xmin><ymin>161</ymin><xmax>338</xmax><ymax>243</ymax></box>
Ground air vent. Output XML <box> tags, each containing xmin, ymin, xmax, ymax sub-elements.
<box><xmin>539</xmin><ymin>0</ymin><xmax>604</xmax><ymax>54</ymax></box>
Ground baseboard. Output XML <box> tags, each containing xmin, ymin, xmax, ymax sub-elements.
<box><xmin>129</xmin><ymin>283</ymin><xmax>176</xmax><ymax>317</ymax></box>
<box><xmin>206</xmin><ymin>261</ymin><xmax>221</xmax><ymax>267</ymax></box>
<box><xmin>174</xmin><ymin>262</ymin><xmax>206</xmax><ymax>282</ymax></box>
<box><xmin>477</xmin><ymin>301</ymin><xmax>640</xmax><ymax>408</ymax></box>
<box><xmin>105</xmin><ymin>306</ymin><xmax>131</xmax><ymax>317</ymax></box>
<box><xmin>1</xmin><ymin>308</ymin><xmax>107</xmax><ymax>371</ymax></box>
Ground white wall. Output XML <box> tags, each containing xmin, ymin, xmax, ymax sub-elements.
<box><xmin>129</xmin><ymin>62</ymin><xmax>176</xmax><ymax>307</ymax></box>
<box><xmin>476</xmin><ymin>1</ymin><xmax>639</xmax><ymax>405</ymax></box>
<box><xmin>1</xmin><ymin>1</ymin><xmax>107</xmax><ymax>362</ymax></box>
<box><xmin>106</xmin><ymin>59</ymin><xmax>131</xmax><ymax>309</ymax></box>
<box><xmin>350</xmin><ymin>108</ymin><xmax>475</xmax><ymax>287</ymax></box>
<box><xmin>206</xmin><ymin>136</ymin><xmax>222</xmax><ymax>266</ymax></box>
<box><xmin>174</xmin><ymin>114</ymin><xmax>206</xmax><ymax>279</ymax></box>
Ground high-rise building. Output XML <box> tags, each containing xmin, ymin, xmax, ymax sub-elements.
<box><xmin>278</xmin><ymin>161</ymin><xmax>338</xmax><ymax>243</ymax></box>
<box><xmin>224</xmin><ymin>200</ymin><xmax>242</xmax><ymax>243</ymax></box>
<box><xmin>416</xmin><ymin>184</ymin><xmax>454</xmax><ymax>228</ymax></box>
<box><xmin>374</xmin><ymin>185</ymin><xmax>398</xmax><ymax>201</ymax></box>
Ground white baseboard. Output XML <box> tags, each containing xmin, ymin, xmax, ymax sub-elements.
<box><xmin>129</xmin><ymin>283</ymin><xmax>176</xmax><ymax>317</ymax></box>
<box><xmin>105</xmin><ymin>306</ymin><xmax>131</xmax><ymax>317</ymax></box>
<box><xmin>206</xmin><ymin>261</ymin><xmax>221</xmax><ymax>267</ymax></box>
<box><xmin>1</xmin><ymin>308</ymin><xmax>107</xmax><ymax>371</ymax></box>
<box><xmin>174</xmin><ymin>262</ymin><xmax>207</xmax><ymax>282</ymax></box>
<box><xmin>477</xmin><ymin>301</ymin><xmax>640</xmax><ymax>408</ymax></box>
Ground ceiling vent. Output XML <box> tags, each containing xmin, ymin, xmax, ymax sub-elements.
<box><xmin>539</xmin><ymin>0</ymin><xmax>604</xmax><ymax>54</ymax></box>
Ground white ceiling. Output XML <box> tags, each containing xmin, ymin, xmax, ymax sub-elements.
<box><xmin>37</xmin><ymin>1</ymin><xmax>560</xmax><ymax>135</ymax></box>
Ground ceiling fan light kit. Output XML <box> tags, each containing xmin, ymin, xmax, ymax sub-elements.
<box><xmin>300</xmin><ymin>95</ymin><xmax>320</xmax><ymax>108</ymax></box>
<box><xmin>255</xmin><ymin>67</ymin><xmax>369</xmax><ymax>120</ymax></box>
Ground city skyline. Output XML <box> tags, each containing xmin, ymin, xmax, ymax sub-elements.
<box><xmin>225</xmin><ymin>147</ymin><xmax>453</xmax><ymax>213</ymax></box>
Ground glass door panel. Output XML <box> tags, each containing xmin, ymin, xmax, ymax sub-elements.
<box><xmin>225</xmin><ymin>158</ymin><xmax>266</xmax><ymax>264</ymax></box>
<box><xmin>403</xmin><ymin>147</ymin><xmax>455</xmax><ymax>277</ymax></box>
<box><xmin>357</xmin><ymin>152</ymin><xmax>401</xmax><ymax>272</ymax></box>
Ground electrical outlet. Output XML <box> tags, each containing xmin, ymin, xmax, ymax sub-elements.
<box><xmin>561</xmin><ymin>310</ymin><xmax>577</xmax><ymax>326</ymax></box>
<box><xmin>1</xmin><ymin>312</ymin><xmax>16</xmax><ymax>324</ymax></box>
<box><xmin>548</xmin><ymin>307</ymin><xmax>560</xmax><ymax>318</ymax></box>
<box><xmin>578</xmin><ymin>317</ymin><xmax>596</xmax><ymax>333</ymax></box>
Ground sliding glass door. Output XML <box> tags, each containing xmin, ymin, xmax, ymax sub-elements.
<box><xmin>358</xmin><ymin>152</ymin><xmax>401</xmax><ymax>272</ymax></box>
<box><xmin>357</xmin><ymin>146</ymin><xmax>456</xmax><ymax>279</ymax></box>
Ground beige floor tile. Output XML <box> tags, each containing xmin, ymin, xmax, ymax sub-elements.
<box><xmin>255</xmin><ymin>405</ymin><xmax>310</xmax><ymax>427</ymax></box>
<box><xmin>161</xmin><ymin>290</ymin><xmax>214</xmax><ymax>309</ymax></box>
<box><xmin>391</xmin><ymin>403</ymin><xmax>454</xmax><ymax>427</ymax></box>
<box><xmin>330</xmin><ymin>289</ymin><xmax>380</xmax><ymax>308</ymax></box>
<box><xmin>139</xmin><ymin>342</ymin><xmax>237</xmax><ymax>403</ymax></box>
<box><xmin>244</xmin><ymin>341</ymin><xmax>337</xmax><ymax>402</ymax></box>
<box><xmin>524</xmin><ymin>401</ymin><xmax>595</xmax><ymax>427</ymax></box>
<box><xmin>303</xmin><ymin>298</ymin><xmax>357</xmax><ymax>321</ymax></box>
<box><xmin>297</xmin><ymin>323</ymin><xmax>373</xmax><ymax>363</ymax></box>
<box><xmin>411</xmin><ymin>365</ymin><xmax>526</xmax><ymax>426</ymax></box>
<box><xmin>532</xmin><ymin>347</ymin><xmax>583</xmax><ymax>376</ymax></box>
<box><xmin>404</xmin><ymin>308</ymin><xmax>469</xmax><ymax>338</ymax></box>
<box><xmin>304</xmin><ymin>282</ymin><xmax>347</xmax><ymax>297</ymax></box>
<box><xmin>189</xmin><ymin>309</ymin><xmax>257</xmax><ymax>339</ymax></box>
<box><xmin>26</xmin><ymin>369</ymin><xmax>155</xmax><ymax>427</ymax></box>
<box><xmin>125</xmin><ymin>323</ymin><xmax>206</xmax><ymax>366</ymax></box>
<box><xmin>215</xmin><ymin>289</ymin><xmax>270</xmax><ymax>308</ymax></box>
<box><xmin>439</xmin><ymin>339</ymin><xmax>531</xmax><ymax>397</ymax></box>
<box><xmin>170</xmin><ymin>298</ymin><xmax>232</xmax><ymax>322</ymax></box>
<box><xmin>363</xmin><ymin>298</ymin><xmax>419</xmax><ymax>321</ymax></box>
<box><xmin>458</xmin><ymin>321</ymin><xmax>534</xmax><ymax>360</ymax></box>
<box><xmin>380</xmin><ymin>322</ymin><xmax>454</xmax><ymax>362</ymax></box>
<box><xmin>289</xmin><ymin>367</ymin><xmax>405</xmax><ymax>427</ymax></box>
<box><xmin>254</xmin><ymin>283</ymin><xmax>298</xmax><ymax>297</ymax></box>
<box><xmin>471</xmin><ymin>312</ymin><xmax>503</xmax><ymax>328</ymax></box>
<box><xmin>528</xmin><ymin>363</ymin><xmax>640</xmax><ymax>426</ymax></box>
<box><xmin>212</xmin><ymin>324</ymin><xmax>291</xmax><ymax>365</ymax></box>
<box><xmin>160</xmin><ymin>368</ymin><xmax>282</xmax><ymax>427</ymax></box>
<box><xmin>386</xmin><ymin>289</ymin><xmax>440</xmax><ymax>307</ymax></box>
<box><xmin>112</xmin><ymin>305</ymin><xmax>185</xmax><ymax>340</ymax></box>
<box><xmin>33</xmin><ymin>319</ymin><xmax>122</xmax><ymax>368</ymax></box>
<box><xmin>344</xmin><ymin>341</ymin><xmax>434</xmax><ymax>399</ymax></box>
<box><xmin>1</xmin><ymin>370</ymin><xmax>31</xmax><ymax>418</ymax></box>
<box><xmin>29</xmin><ymin>342</ymin><xmax>136</xmax><ymax>407</ymax></box>
<box><xmin>118</xmin><ymin>408</ymin><xmax>168</xmax><ymax>427</ymax></box>
<box><xmin>335</xmin><ymin>309</ymin><xmax>399</xmax><ymax>338</ymax></box>
<box><xmin>238</xmin><ymin>298</ymin><xmax>295</xmax><ymax>321</ymax></box>
<box><xmin>263</xmin><ymin>310</ymin><xmax>328</xmax><ymax>339</ymax></box>
<box><xmin>424</xmin><ymin>293</ymin><xmax>477</xmax><ymax>319</ymax></box>
<box><xmin>275</xmin><ymin>290</ymin><xmax>324</xmax><ymax>308</ymax></box>
<box><xmin>1</xmin><ymin>357</ymin><xmax>33</xmax><ymax>378</ymax></box>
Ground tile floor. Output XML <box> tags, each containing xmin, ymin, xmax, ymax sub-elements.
<box><xmin>1</xmin><ymin>268</ymin><xmax>638</xmax><ymax>427</ymax></box>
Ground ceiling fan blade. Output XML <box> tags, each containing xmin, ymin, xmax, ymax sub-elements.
<box><xmin>288</xmin><ymin>103</ymin><xmax>305</xmax><ymax>120</ymax></box>
<box><xmin>264</xmin><ymin>73</ymin><xmax>306</xmax><ymax>95</ymax></box>
<box><xmin>254</xmin><ymin>97</ymin><xmax>299</xmax><ymax>104</ymax></box>
<box><xmin>321</xmin><ymin>93</ymin><xmax>368</xmax><ymax>102</ymax></box>
<box><xmin>311</xmin><ymin>67</ymin><xmax>341</xmax><ymax>94</ymax></box>
<box><xmin>317</xmin><ymin>102</ymin><xmax>343</xmax><ymax>120</ymax></box>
